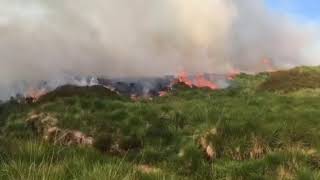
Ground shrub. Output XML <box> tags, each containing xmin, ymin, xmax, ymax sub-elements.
<box><xmin>118</xmin><ymin>135</ymin><xmax>143</xmax><ymax>151</ymax></box>
<box><xmin>93</xmin><ymin>99</ymin><xmax>106</xmax><ymax>110</ymax></box>
<box><xmin>94</xmin><ymin>133</ymin><xmax>113</xmax><ymax>152</ymax></box>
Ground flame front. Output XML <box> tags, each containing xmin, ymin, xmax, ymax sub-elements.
<box><xmin>177</xmin><ymin>70</ymin><xmax>219</xmax><ymax>90</ymax></box>
<box><xmin>195</xmin><ymin>74</ymin><xmax>219</xmax><ymax>90</ymax></box>
<box><xmin>178</xmin><ymin>70</ymin><xmax>193</xmax><ymax>87</ymax></box>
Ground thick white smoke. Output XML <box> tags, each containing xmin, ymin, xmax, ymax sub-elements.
<box><xmin>0</xmin><ymin>0</ymin><xmax>319</xmax><ymax>99</ymax></box>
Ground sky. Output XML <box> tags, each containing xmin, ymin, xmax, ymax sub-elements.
<box><xmin>266</xmin><ymin>0</ymin><xmax>320</xmax><ymax>22</ymax></box>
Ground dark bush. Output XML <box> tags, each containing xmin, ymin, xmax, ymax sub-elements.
<box><xmin>80</xmin><ymin>99</ymin><xmax>92</xmax><ymax>109</ymax></box>
<box><xmin>93</xmin><ymin>133</ymin><xmax>113</xmax><ymax>152</ymax></box>
<box><xmin>93</xmin><ymin>99</ymin><xmax>106</xmax><ymax>110</ymax></box>
<box><xmin>64</xmin><ymin>97</ymin><xmax>77</xmax><ymax>106</ymax></box>
<box><xmin>118</xmin><ymin>135</ymin><xmax>143</xmax><ymax>151</ymax></box>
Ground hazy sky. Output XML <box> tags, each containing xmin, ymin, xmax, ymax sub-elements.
<box><xmin>266</xmin><ymin>0</ymin><xmax>320</xmax><ymax>64</ymax></box>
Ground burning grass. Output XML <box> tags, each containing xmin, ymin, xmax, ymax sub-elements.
<box><xmin>177</xmin><ymin>70</ymin><xmax>219</xmax><ymax>90</ymax></box>
<box><xmin>1</xmin><ymin>66</ymin><xmax>320</xmax><ymax>179</ymax></box>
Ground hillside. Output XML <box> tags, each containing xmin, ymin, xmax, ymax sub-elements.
<box><xmin>1</xmin><ymin>66</ymin><xmax>320</xmax><ymax>179</ymax></box>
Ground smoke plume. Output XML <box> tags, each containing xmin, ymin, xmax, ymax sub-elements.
<box><xmin>0</xmin><ymin>0</ymin><xmax>319</xmax><ymax>99</ymax></box>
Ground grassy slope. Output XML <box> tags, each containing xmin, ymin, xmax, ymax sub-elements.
<box><xmin>1</xmin><ymin>66</ymin><xmax>320</xmax><ymax>179</ymax></box>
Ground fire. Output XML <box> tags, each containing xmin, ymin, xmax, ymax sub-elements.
<box><xmin>227</xmin><ymin>68</ymin><xmax>240</xmax><ymax>80</ymax></box>
<box><xmin>195</xmin><ymin>74</ymin><xmax>219</xmax><ymax>90</ymax></box>
<box><xmin>261</xmin><ymin>58</ymin><xmax>275</xmax><ymax>72</ymax></box>
<box><xmin>178</xmin><ymin>70</ymin><xmax>193</xmax><ymax>87</ymax></box>
<box><xmin>26</xmin><ymin>87</ymin><xmax>47</xmax><ymax>102</ymax></box>
<box><xmin>177</xmin><ymin>70</ymin><xmax>219</xmax><ymax>90</ymax></box>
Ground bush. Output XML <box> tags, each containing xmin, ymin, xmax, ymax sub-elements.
<box><xmin>94</xmin><ymin>133</ymin><xmax>113</xmax><ymax>152</ymax></box>
<box><xmin>118</xmin><ymin>135</ymin><xmax>143</xmax><ymax>151</ymax></box>
<box><xmin>93</xmin><ymin>99</ymin><xmax>106</xmax><ymax>110</ymax></box>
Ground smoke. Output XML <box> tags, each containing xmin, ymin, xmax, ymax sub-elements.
<box><xmin>0</xmin><ymin>0</ymin><xmax>319</xmax><ymax>99</ymax></box>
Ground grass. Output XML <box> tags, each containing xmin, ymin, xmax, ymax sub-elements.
<box><xmin>1</xmin><ymin>66</ymin><xmax>320</xmax><ymax>179</ymax></box>
<box><xmin>259</xmin><ymin>66</ymin><xmax>320</xmax><ymax>93</ymax></box>
<box><xmin>0</xmin><ymin>139</ymin><xmax>139</xmax><ymax>180</ymax></box>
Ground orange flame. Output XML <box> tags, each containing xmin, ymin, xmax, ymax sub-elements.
<box><xmin>177</xmin><ymin>70</ymin><xmax>219</xmax><ymax>90</ymax></box>
<box><xmin>178</xmin><ymin>70</ymin><xmax>193</xmax><ymax>87</ymax></box>
<box><xmin>195</xmin><ymin>74</ymin><xmax>219</xmax><ymax>90</ymax></box>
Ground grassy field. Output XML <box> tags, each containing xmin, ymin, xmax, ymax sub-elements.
<box><xmin>1</xmin><ymin>66</ymin><xmax>320</xmax><ymax>179</ymax></box>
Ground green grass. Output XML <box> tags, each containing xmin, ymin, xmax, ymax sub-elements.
<box><xmin>1</xmin><ymin>66</ymin><xmax>320</xmax><ymax>179</ymax></box>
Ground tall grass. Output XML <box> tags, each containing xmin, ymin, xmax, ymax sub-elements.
<box><xmin>0</xmin><ymin>140</ymin><xmax>140</xmax><ymax>180</ymax></box>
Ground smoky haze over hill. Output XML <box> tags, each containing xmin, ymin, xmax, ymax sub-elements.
<box><xmin>0</xmin><ymin>0</ymin><xmax>319</xmax><ymax>99</ymax></box>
